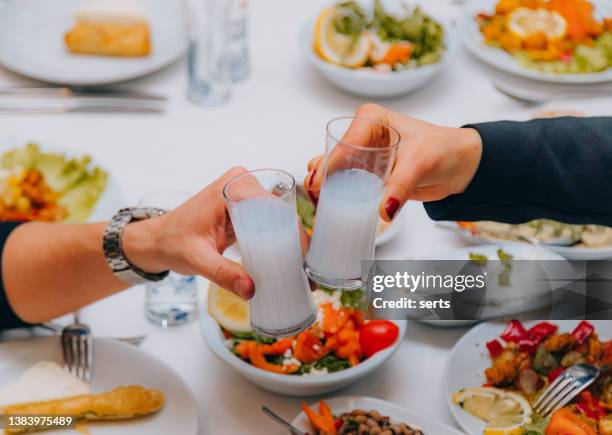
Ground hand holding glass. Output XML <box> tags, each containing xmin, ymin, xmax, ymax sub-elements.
<box><xmin>305</xmin><ymin>117</ymin><xmax>400</xmax><ymax>290</ymax></box>
<box><xmin>224</xmin><ymin>169</ymin><xmax>316</xmax><ymax>337</ymax></box>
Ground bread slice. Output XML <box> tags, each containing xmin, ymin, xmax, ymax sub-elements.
<box><xmin>65</xmin><ymin>0</ymin><xmax>151</xmax><ymax>57</ymax></box>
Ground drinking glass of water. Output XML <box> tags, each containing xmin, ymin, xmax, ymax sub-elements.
<box><xmin>139</xmin><ymin>189</ymin><xmax>199</xmax><ymax>328</ymax></box>
<box><xmin>223</xmin><ymin>169</ymin><xmax>317</xmax><ymax>338</ymax></box>
<box><xmin>305</xmin><ymin>117</ymin><xmax>400</xmax><ymax>290</ymax></box>
<box><xmin>186</xmin><ymin>0</ymin><xmax>231</xmax><ymax>106</ymax></box>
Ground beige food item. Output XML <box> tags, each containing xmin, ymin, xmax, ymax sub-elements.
<box><xmin>3</xmin><ymin>386</ymin><xmax>164</xmax><ymax>433</ymax></box>
<box><xmin>0</xmin><ymin>361</ymin><xmax>90</xmax><ymax>408</ymax></box>
<box><xmin>452</xmin><ymin>387</ymin><xmax>532</xmax><ymax>435</ymax></box>
<box><xmin>208</xmin><ymin>281</ymin><xmax>251</xmax><ymax>332</ymax></box>
<box><xmin>65</xmin><ymin>0</ymin><xmax>151</xmax><ymax>57</ymax></box>
<box><xmin>314</xmin><ymin>7</ymin><xmax>371</xmax><ymax>67</ymax></box>
<box><xmin>507</xmin><ymin>7</ymin><xmax>567</xmax><ymax>40</ymax></box>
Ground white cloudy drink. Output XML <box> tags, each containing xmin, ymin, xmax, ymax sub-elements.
<box><xmin>306</xmin><ymin>169</ymin><xmax>383</xmax><ymax>284</ymax></box>
<box><xmin>225</xmin><ymin>170</ymin><xmax>316</xmax><ymax>337</ymax></box>
<box><xmin>305</xmin><ymin>116</ymin><xmax>400</xmax><ymax>290</ymax></box>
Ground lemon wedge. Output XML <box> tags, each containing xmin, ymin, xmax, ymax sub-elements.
<box><xmin>507</xmin><ymin>8</ymin><xmax>567</xmax><ymax>40</ymax></box>
<box><xmin>314</xmin><ymin>7</ymin><xmax>371</xmax><ymax>68</ymax></box>
<box><xmin>453</xmin><ymin>387</ymin><xmax>532</xmax><ymax>435</ymax></box>
<box><xmin>207</xmin><ymin>282</ymin><xmax>251</xmax><ymax>333</ymax></box>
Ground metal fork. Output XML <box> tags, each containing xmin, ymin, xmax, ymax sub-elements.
<box><xmin>534</xmin><ymin>364</ymin><xmax>600</xmax><ymax>418</ymax></box>
<box><xmin>61</xmin><ymin>313</ymin><xmax>93</xmax><ymax>382</ymax></box>
<box><xmin>262</xmin><ymin>406</ymin><xmax>308</xmax><ymax>435</ymax></box>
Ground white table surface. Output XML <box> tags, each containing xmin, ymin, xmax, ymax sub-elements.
<box><xmin>0</xmin><ymin>0</ymin><xmax>582</xmax><ymax>433</ymax></box>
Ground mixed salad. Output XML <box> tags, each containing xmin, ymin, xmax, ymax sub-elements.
<box><xmin>302</xmin><ymin>400</ymin><xmax>424</xmax><ymax>434</ymax></box>
<box><xmin>223</xmin><ymin>289</ymin><xmax>399</xmax><ymax>376</ymax></box>
<box><xmin>313</xmin><ymin>0</ymin><xmax>445</xmax><ymax>71</ymax></box>
<box><xmin>0</xmin><ymin>143</ymin><xmax>108</xmax><ymax>223</ymax></box>
<box><xmin>476</xmin><ymin>0</ymin><xmax>612</xmax><ymax>74</ymax></box>
<box><xmin>453</xmin><ymin>320</ymin><xmax>612</xmax><ymax>434</ymax></box>
<box><xmin>458</xmin><ymin>220</ymin><xmax>612</xmax><ymax>248</ymax></box>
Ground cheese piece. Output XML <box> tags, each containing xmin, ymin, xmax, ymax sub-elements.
<box><xmin>0</xmin><ymin>360</ymin><xmax>90</xmax><ymax>407</ymax></box>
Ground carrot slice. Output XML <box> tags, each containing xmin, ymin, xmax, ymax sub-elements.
<box><xmin>249</xmin><ymin>343</ymin><xmax>299</xmax><ymax>374</ymax></box>
<box><xmin>322</xmin><ymin>303</ymin><xmax>350</xmax><ymax>335</ymax></box>
<box><xmin>260</xmin><ymin>337</ymin><xmax>293</xmax><ymax>355</ymax></box>
<box><xmin>545</xmin><ymin>408</ymin><xmax>597</xmax><ymax>435</ymax></box>
<box><xmin>302</xmin><ymin>402</ymin><xmax>336</xmax><ymax>433</ymax></box>
<box><xmin>319</xmin><ymin>400</ymin><xmax>337</xmax><ymax>434</ymax></box>
<box><xmin>234</xmin><ymin>341</ymin><xmax>251</xmax><ymax>359</ymax></box>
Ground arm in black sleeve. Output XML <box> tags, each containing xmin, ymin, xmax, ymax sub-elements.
<box><xmin>424</xmin><ymin>116</ymin><xmax>612</xmax><ymax>226</ymax></box>
<box><xmin>0</xmin><ymin>222</ymin><xmax>30</xmax><ymax>331</ymax></box>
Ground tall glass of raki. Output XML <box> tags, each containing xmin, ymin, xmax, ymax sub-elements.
<box><xmin>305</xmin><ymin>116</ymin><xmax>400</xmax><ymax>290</ymax></box>
<box><xmin>223</xmin><ymin>169</ymin><xmax>317</xmax><ymax>337</ymax></box>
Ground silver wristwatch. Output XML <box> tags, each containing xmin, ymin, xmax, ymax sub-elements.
<box><xmin>103</xmin><ymin>207</ymin><xmax>170</xmax><ymax>285</ymax></box>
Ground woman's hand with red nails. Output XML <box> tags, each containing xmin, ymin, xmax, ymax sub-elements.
<box><xmin>304</xmin><ymin>103</ymin><xmax>483</xmax><ymax>222</ymax></box>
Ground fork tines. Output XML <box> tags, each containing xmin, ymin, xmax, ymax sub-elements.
<box><xmin>61</xmin><ymin>324</ymin><xmax>93</xmax><ymax>382</ymax></box>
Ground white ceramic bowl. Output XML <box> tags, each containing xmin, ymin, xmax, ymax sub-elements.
<box><xmin>301</xmin><ymin>16</ymin><xmax>457</xmax><ymax>98</ymax></box>
<box><xmin>200</xmin><ymin>299</ymin><xmax>407</xmax><ymax>396</ymax></box>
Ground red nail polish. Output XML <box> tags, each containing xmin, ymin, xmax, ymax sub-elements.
<box><xmin>308</xmin><ymin>169</ymin><xmax>317</xmax><ymax>188</ymax></box>
<box><xmin>385</xmin><ymin>197</ymin><xmax>400</xmax><ymax>220</ymax></box>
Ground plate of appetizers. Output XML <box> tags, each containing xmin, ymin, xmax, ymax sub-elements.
<box><xmin>201</xmin><ymin>282</ymin><xmax>406</xmax><ymax>396</ymax></box>
<box><xmin>457</xmin><ymin>0</ymin><xmax>612</xmax><ymax>83</ymax></box>
<box><xmin>441</xmin><ymin>220</ymin><xmax>612</xmax><ymax>260</ymax></box>
<box><xmin>0</xmin><ymin>337</ymin><xmax>198</xmax><ymax>435</ymax></box>
<box><xmin>0</xmin><ymin>0</ymin><xmax>185</xmax><ymax>85</ymax></box>
<box><xmin>0</xmin><ymin>139</ymin><xmax>122</xmax><ymax>223</ymax></box>
<box><xmin>292</xmin><ymin>396</ymin><xmax>466</xmax><ymax>434</ymax></box>
<box><xmin>445</xmin><ymin>319</ymin><xmax>612</xmax><ymax>435</ymax></box>
<box><xmin>302</xmin><ymin>0</ymin><xmax>457</xmax><ymax>98</ymax></box>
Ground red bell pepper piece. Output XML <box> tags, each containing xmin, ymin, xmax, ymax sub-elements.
<box><xmin>486</xmin><ymin>339</ymin><xmax>504</xmax><ymax>358</ymax></box>
<box><xmin>576</xmin><ymin>391</ymin><xmax>608</xmax><ymax>420</ymax></box>
<box><xmin>518</xmin><ymin>337</ymin><xmax>540</xmax><ymax>354</ymax></box>
<box><xmin>527</xmin><ymin>322</ymin><xmax>558</xmax><ymax>342</ymax></box>
<box><xmin>572</xmin><ymin>321</ymin><xmax>595</xmax><ymax>345</ymax></box>
<box><xmin>501</xmin><ymin>320</ymin><xmax>528</xmax><ymax>343</ymax></box>
<box><xmin>548</xmin><ymin>367</ymin><xmax>564</xmax><ymax>383</ymax></box>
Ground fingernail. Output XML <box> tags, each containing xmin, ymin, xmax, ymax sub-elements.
<box><xmin>233</xmin><ymin>278</ymin><xmax>254</xmax><ymax>299</ymax></box>
<box><xmin>307</xmin><ymin>169</ymin><xmax>317</xmax><ymax>190</ymax></box>
<box><xmin>385</xmin><ymin>197</ymin><xmax>400</xmax><ymax>220</ymax></box>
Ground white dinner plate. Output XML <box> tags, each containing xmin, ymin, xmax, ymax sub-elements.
<box><xmin>457</xmin><ymin>0</ymin><xmax>612</xmax><ymax>84</ymax></box>
<box><xmin>0</xmin><ymin>0</ymin><xmax>186</xmax><ymax>86</ymax></box>
<box><xmin>444</xmin><ymin>320</ymin><xmax>612</xmax><ymax>435</ymax></box>
<box><xmin>417</xmin><ymin>243</ymin><xmax>570</xmax><ymax>324</ymax></box>
<box><xmin>440</xmin><ymin>221</ymin><xmax>612</xmax><ymax>260</ymax></box>
<box><xmin>0</xmin><ymin>337</ymin><xmax>198</xmax><ymax>435</ymax></box>
<box><xmin>293</xmin><ymin>396</ymin><xmax>466</xmax><ymax>434</ymax></box>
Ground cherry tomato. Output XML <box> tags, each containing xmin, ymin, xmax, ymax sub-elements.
<box><xmin>359</xmin><ymin>320</ymin><xmax>399</xmax><ymax>358</ymax></box>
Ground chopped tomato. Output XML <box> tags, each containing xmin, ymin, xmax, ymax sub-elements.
<box><xmin>359</xmin><ymin>320</ymin><xmax>399</xmax><ymax>358</ymax></box>
<box><xmin>294</xmin><ymin>331</ymin><xmax>324</xmax><ymax>363</ymax></box>
<box><xmin>546</xmin><ymin>408</ymin><xmax>597</xmax><ymax>435</ymax></box>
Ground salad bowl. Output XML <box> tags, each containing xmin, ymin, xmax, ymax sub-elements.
<box><xmin>200</xmin><ymin>294</ymin><xmax>407</xmax><ymax>397</ymax></box>
<box><xmin>301</xmin><ymin>10</ymin><xmax>457</xmax><ymax>99</ymax></box>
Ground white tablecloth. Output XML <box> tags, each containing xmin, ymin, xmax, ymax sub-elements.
<box><xmin>0</xmin><ymin>0</ymin><xmax>556</xmax><ymax>433</ymax></box>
